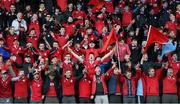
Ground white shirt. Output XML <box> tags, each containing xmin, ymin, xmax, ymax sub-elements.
<box><xmin>12</xmin><ymin>19</ymin><xmax>27</xmax><ymax>35</ymax></box>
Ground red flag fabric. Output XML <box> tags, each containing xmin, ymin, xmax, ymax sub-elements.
<box><xmin>57</xmin><ymin>0</ymin><xmax>68</xmax><ymax>12</ymax></box>
<box><xmin>144</xmin><ymin>26</ymin><xmax>169</xmax><ymax>52</ymax></box>
<box><xmin>92</xmin><ymin>0</ymin><xmax>105</xmax><ymax>12</ymax></box>
<box><xmin>101</xmin><ymin>28</ymin><xmax>117</xmax><ymax>52</ymax></box>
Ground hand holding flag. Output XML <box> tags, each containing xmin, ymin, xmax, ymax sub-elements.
<box><xmin>144</xmin><ymin>26</ymin><xmax>169</xmax><ymax>52</ymax></box>
<box><xmin>101</xmin><ymin>27</ymin><xmax>117</xmax><ymax>53</ymax></box>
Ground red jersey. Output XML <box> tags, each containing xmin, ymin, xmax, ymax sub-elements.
<box><xmin>30</xmin><ymin>79</ymin><xmax>43</xmax><ymax>101</ymax></box>
<box><xmin>14</xmin><ymin>77</ymin><xmax>29</xmax><ymax>98</ymax></box>
<box><xmin>28</xmin><ymin>21</ymin><xmax>40</xmax><ymax>38</ymax></box>
<box><xmin>82</xmin><ymin>60</ymin><xmax>101</xmax><ymax>76</ymax></box>
<box><xmin>79</xmin><ymin>77</ymin><xmax>91</xmax><ymax>98</ymax></box>
<box><xmin>63</xmin><ymin>23</ymin><xmax>75</xmax><ymax>37</ymax></box>
<box><xmin>163</xmin><ymin>76</ymin><xmax>177</xmax><ymax>94</ymax></box>
<box><xmin>57</xmin><ymin>0</ymin><xmax>67</xmax><ymax>12</ymax></box>
<box><xmin>26</xmin><ymin>36</ymin><xmax>39</xmax><ymax>50</ymax></box>
<box><xmin>6</xmin><ymin>34</ymin><xmax>19</xmax><ymax>48</ymax></box>
<box><xmin>122</xmin><ymin>10</ymin><xmax>133</xmax><ymax>26</ymax></box>
<box><xmin>1</xmin><ymin>0</ymin><xmax>15</xmax><ymax>12</ymax></box>
<box><xmin>0</xmin><ymin>76</ymin><xmax>12</xmax><ymax>98</ymax></box>
<box><xmin>62</xmin><ymin>77</ymin><xmax>75</xmax><ymax>96</ymax></box>
<box><xmin>46</xmin><ymin>81</ymin><xmax>57</xmax><ymax>97</ymax></box>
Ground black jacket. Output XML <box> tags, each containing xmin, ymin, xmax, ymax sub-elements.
<box><xmin>42</xmin><ymin>70</ymin><xmax>61</xmax><ymax>98</ymax></box>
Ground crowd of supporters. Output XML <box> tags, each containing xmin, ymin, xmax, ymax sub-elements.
<box><xmin>0</xmin><ymin>0</ymin><xmax>179</xmax><ymax>103</ymax></box>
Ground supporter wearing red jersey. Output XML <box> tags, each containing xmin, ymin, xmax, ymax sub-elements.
<box><xmin>165</xmin><ymin>14</ymin><xmax>177</xmax><ymax>36</ymax></box>
<box><xmin>61</xmin><ymin>70</ymin><xmax>83</xmax><ymax>103</ymax></box>
<box><xmin>142</xmin><ymin>67</ymin><xmax>163</xmax><ymax>103</ymax></box>
<box><xmin>118</xmin><ymin>67</ymin><xmax>141</xmax><ymax>103</ymax></box>
<box><xmin>95</xmin><ymin>13</ymin><xmax>105</xmax><ymax>34</ymax></box>
<box><xmin>1</xmin><ymin>0</ymin><xmax>15</xmax><ymax>12</ymax></box>
<box><xmin>0</xmin><ymin>70</ymin><xmax>13</xmax><ymax>103</ymax></box>
<box><xmin>78</xmin><ymin>68</ymin><xmax>92</xmax><ymax>103</ymax></box>
<box><xmin>13</xmin><ymin>70</ymin><xmax>29</xmax><ymax>103</ymax></box>
<box><xmin>80</xmin><ymin>41</ymin><xmax>101</xmax><ymax>61</ymax></box>
<box><xmin>168</xmin><ymin>53</ymin><xmax>180</xmax><ymax>76</ymax></box>
<box><xmin>49</xmin><ymin>41</ymin><xmax>62</xmax><ymax>61</ymax></box>
<box><xmin>26</xmin><ymin>29</ymin><xmax>39</xmax><ymax>50</ymax></box>
<box><xmin>28</xmin><ymin>14</ymin><xmax>40</xmax><ymax>38</ymax></box>
<box><xmin>122</xmin><ymin>6</ymin><xmax>133</xmax><ymax>27</ymax></box>
<box><xmin>9</xmin><ymin>39</ymin><xmax>26</xmax><ymax>64</ymax></box>
<box><xmin>29</xmin><ymin>69</ymin><xmax>43</xmax><ymax>103</ymax></box>
<box><xmin>162</xmin><ymin>67</ymin><xmax>178</xmax><ymax>103</ymax></box>
<box><xmin>60</xmin><ymin>52</ymin><xmax>74</xmax><ymax>76</ymax></box>
<box><xmin>51</xmin><ymin>27</ymin><xmax>68</xmax><ymax>48</ymax></box>
<box><xmin>63</xmin><ymin>16</ymin><xmax>76</xmax><ymax>37</ymax></box>
<box><xmin>5</xmin><ymin>26</ymin><xmax>19</xmax><ymax>48</ymax></box>
<box><xmin>104</xmin><ymin>0</ymin><xmax>114</xmax><ymax>13</ymax></box>
<box><xmin>72</xmin><ymin>4</ymin><xmax>86</xmax><ymax>26</ymax></box>
<box><xmin>37</xmin><ymin>43</ymin><xmax>50</xmax><ymax>59</ymax></box>
<box><xmin>69</xmin><ymin>47</ymin><xmax>115</xmax><ymax>76</ymax></box>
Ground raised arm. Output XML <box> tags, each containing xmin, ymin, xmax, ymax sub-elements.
<box><xmin>101</xmin><ymin>47</ymin><xmax>115</xmax><ymax>62</ymax></box>
<box><xmin>43</xmin><ymin>37</ymin><xmax>52</xmax><ymax>50</ymax></box>
<box><xmin>68</xmin><ymin>47</ymin><xmax>84</xmax><ymax>62</ymax></box>
<box><xmin>62</xmin><ymin>40</ymin><xmax>72</xmax><ymax>50</ymax></box>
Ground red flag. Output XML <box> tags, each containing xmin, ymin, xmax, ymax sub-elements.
<box><xmin>101</xmin><ymin>28</ymin><xmax>117</xmax><ymax>52</ymax></box>
<box><xmin>144</xmin><ymin>26</ymin><xmax>169</xmax><ymax>52</ymax></box>
<box><xmin>92</xmin><ymin>0</ymin><xmax>105</xmax><ymax>12</ymax></box>
<box><xmin>57</xmin><ymin>0</ymin><xmax>68</xmax><ymax>12</ymax></box>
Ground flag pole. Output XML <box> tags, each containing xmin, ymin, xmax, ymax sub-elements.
<box><xmin>144</xmin><ymin>25</ymin><xmax>152</xmax><ymax>52</ymax></box>
<box><xmin>116</xmin><ymin>41</ymin><xmax>121</xmax><ymax>70</ymax></box>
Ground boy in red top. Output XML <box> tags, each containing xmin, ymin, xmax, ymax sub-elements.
<box><xmin>13</xmin><ymin>70</ymin><xmax>29</xmax><ymax>103</ymax></box>
<box><xmin>162</xmin><ymin>67</ymin><xmax>179</xmax><ymax>103</ymax></box>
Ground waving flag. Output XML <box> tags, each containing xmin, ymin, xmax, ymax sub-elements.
<box><xmin>144</xmin><ymin>26</ymin><xmax>169</xmax><ymax>52</ymax></box>
<box><xmin>57</xmin><ymin>0</ymin><xmax>68</xmax><ymax>12</ymax></box>
<box><xmin>101</xmin><ymin>28</ymin><xmax>117</xmax><ymax>52</ymax></box>
<box><xmin>160</xmin><ymin>40</ymin><xmax>177</xmax><ymax>59</ymax></box>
